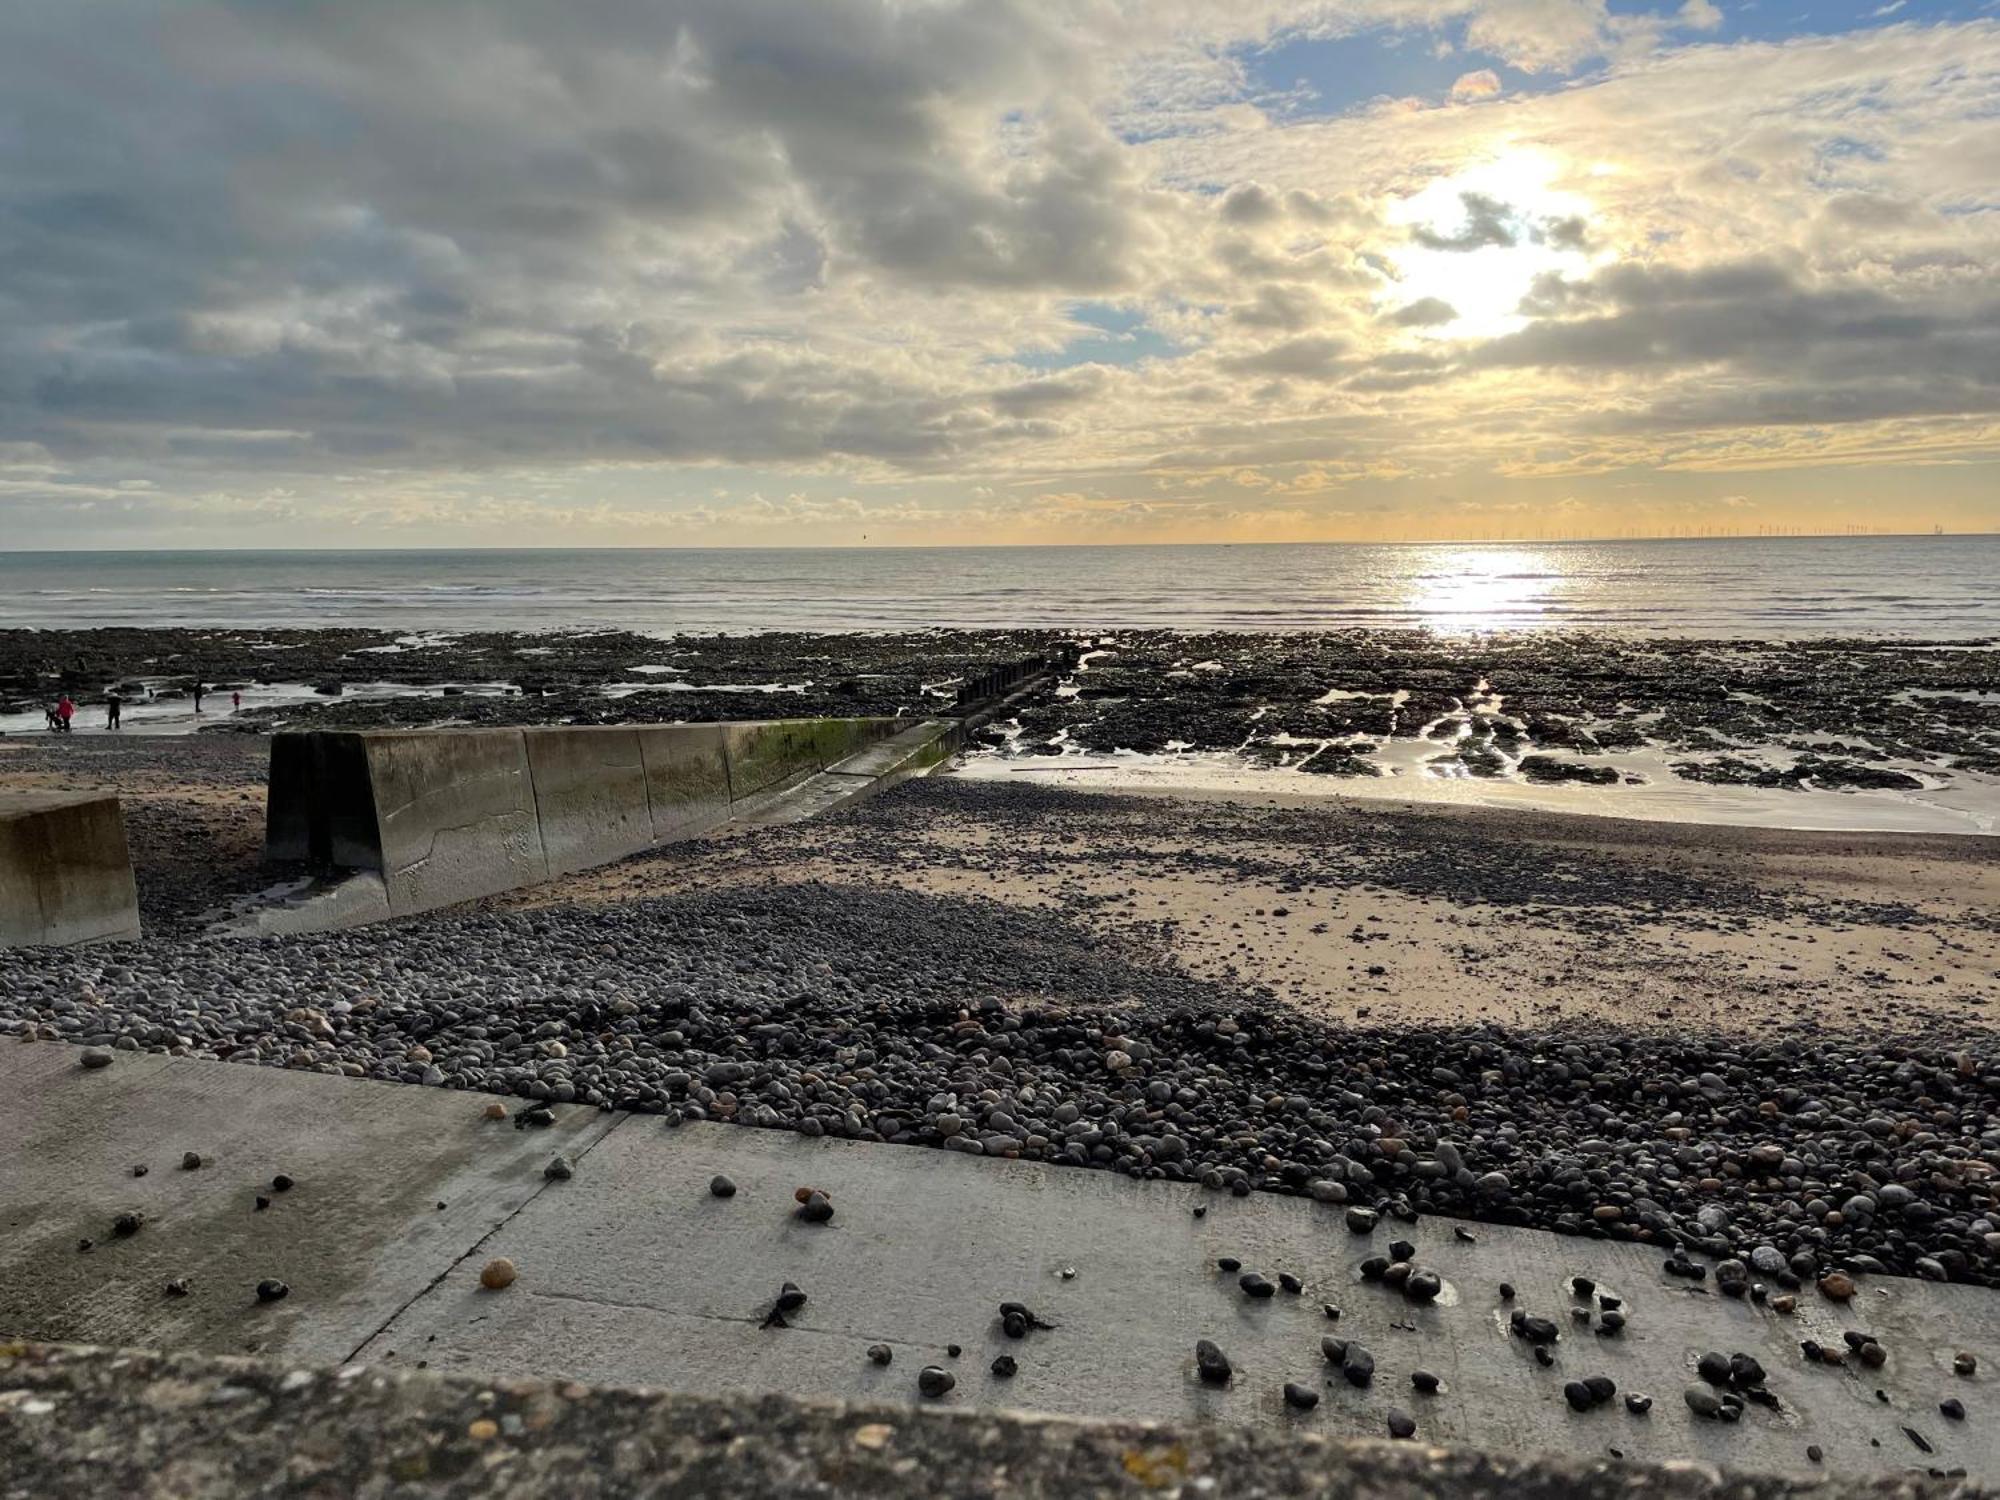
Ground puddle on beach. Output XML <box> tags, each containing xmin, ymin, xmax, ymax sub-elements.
<box><xmin>951</xmin><ymin>743</ymin><xmax>2000</xmax><ymax>835</ymax></box>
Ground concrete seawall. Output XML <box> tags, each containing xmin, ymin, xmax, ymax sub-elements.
<box><xmin>0</xmin><ymin>791</ymin><xmax>142</xmax><ymax>947</ymax></box>
<box><xmin>265</xmin><ymin>718</ymin><xmax>914</xmax><ymax>918</ymax></box>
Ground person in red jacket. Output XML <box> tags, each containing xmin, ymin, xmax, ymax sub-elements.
<box><xmin>55</xmin><ymin>695</ymin><xmax>75</xmax><ymax>733</ymax></box>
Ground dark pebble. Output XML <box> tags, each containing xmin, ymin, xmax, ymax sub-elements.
<box><xmin>272</xmin><ymin>1174</ymin><xmax>294</xmax><ymax>1192</ymax></box>
<box><xmin>991</xmin><ymin>1355</ymin><xmax>1017</xmax><ymax>1378</ymax></box>
<box><xmin>1387</xmin><ymin>1409</ymin><xmax>1416</xmax><ymax>1439</ymax></box>
<box><xmin>867</xmin><ymin>1343</ymin><xmax>892</xmax><ymax>1366</ymax></box>
<box><xmin>1217</xmin><ymin>1257</ymin><xmax>1241</xmax><ymax>1273</ymax></box>
<box><xmin>1239</xmin><ymin>1272</ymin><xmax>1275</xmax><ymax>1299</ymax></box>
<box><xmin>1278</xmin><ymin>1272</ymin><xmax>1303</xmax><ymax>1295</ymax></box>
<box><xmin>255</xmin><ymin>1278</ymin><xmax>288</xmax><ymax>1303</ymax></box>
<box><xmin>709</xmin><ymin>1175</ymin><xmax>736</xmax><ymax>1198</ymax></box>
<box><xmin>1283</xmin><ymin>1381</ymin><xmax>1320</xmax><ymax>1410</ymax></box>
<box><xmin>1342</xmin><ymin>1345</ymin><xmax>1375</xmax><ymax>1387</ymax></box>
<box><xmin>111</xmin><ymin>1212</ymin><xmax>143</xmax><ymax>1238</ymax></box>
<box><xmin>1498</xmin><ymin>1282</ymin><xmax>1516</xmax><ymax>1300</ymax></box>
<box><xmin>1941</xmin><ymin>1398</ymin><xmax>1966</xmax><ymax>1420</ymax></box>
<box><xmin>1625</xmin><ymin>1393</ymin><xmax>1652</xmax><ymax>1414</ymax></box>
<box><xmin>1195</xmin><ymin>1339</ymin><xmax>1231</xmax><ymax>1385</ymax></box>
<box><xmin>947</xmin><ymin>1344</ymin><xmax>961</xmax><ymax>1358</ymax></box>
<box><xmin>181</xmin><ymin>1152</ymin><xmax>202</xmax><ymax>1171</ymax></box>
<box><xmin>917</xmin><ymin>1366</ymin><xmax>955</xmax><ymax>1398</ymax></box>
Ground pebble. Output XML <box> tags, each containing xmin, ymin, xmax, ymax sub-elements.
<box><xmin>1216</xmin><ymin>1257</ymin><xmax>1241</xmax><ymax>1273</ymax></box>
<box><xmin>1818</xmin><ymin>1271</ymin><xmax>1857</xmax><ymax>1301</ymax></box>
<box><xmin>255</xmin><ymin>1278</ymin><xmax>289</xmax><ymax>1303</ymax></box>
<box><xmin>1340</xmin><ymin>1344</ymin><xmax>1375</xmax><ymax>1388</ymax></box>
<box><xmin>479</xmin><ymin>1258</ymin><xmax>517</xmax><ymax>1289</ymax></box>
<box><xmin>709</xmin><ymin>1174</ymin><xmax>737</xmax><ymax>1198</ymax></box>
<box><xmin>1806</xmin><ymin>1445</ymin><xmax>1823</xmax><ymax>1463</ymax></box>
<box><xmin>164</xmin><ymin>1277</ymin><xmax>190</xmax><ymax>1298</ymax></box>
<box><xmin>131</xmin><ymin>1164</ymin><xmax>148</xmax><ymax>1178</ymax></box>
<box><xmin>111</xmin><ymin>1212</ymin><xmax>143</xmax><ymax>1238</ymax></box>
<box><xmin>19</xmin><ymin>870</ymin><xmax>2000</xmax><ymax>1289</ymax></box>
<box><xmin>181</xmin><ymin>1152</ymin><xmax>202</xmax><ymax>1171</ymax></box>
<box><xmin>991</xmin><ymin>1355</ymin><xmax>1017</xmax><ymax>1378</ymax></box>
<box><xmin>79</xmin><ymin>1047</ymin><xmax>113</xmax><ymax>1070</ymax></box>
<box><xmin>1624</xmin><ymin>1393</ymin><xmax>1652</xmax><ymax>1414</ymax></box>
<box><xmin>271</xmin><ymin>1174</ymin><xmax>294</xmax><ymax>1192</ymax></box>
<box><xmin>1195</xmin><ymin>1339</ymin><xmax>1231</xmax><ymax>1385</ymax></box>
<box><xmin>1282</xmin><ymin>1381</ymin><xmax>1319</xmax><ymax>1410</ymax></box>
<box><xmin>1278</xmin><ymin>1272</ymin><xmax>1303</xmax><ymax>1295</ymax></box>
<box><xmin>1411</xmin><ymin>1370</ymin><xmax>1441</xmax><ymax>1393</ymax></box>
<box><xmin>798</xmin><ymin>1190</ymin><xmax>834</xmax><ymax>1224</ymax></box>
<box><xmin>1239</xmin><ymin>1272</ymin><xmax>1275</xmax><ymax>1299</ymax></box>
<box><xmin>1941</xmin><ymin>1398</ymin><xmax>1966</xmax><ymax>1420</ymax></box>
<box><xmin>867</xmin><ymin>1343</ymin><xmax>893</xmax><ymax>1366</ymax></box>
<box><xmin>917</xmin><ymin>1366</ymin><xmax>955</xmax><ymax>1398</ymax></box>
<box><xmin>1387</xmin><ymin>1408</ymin><xmax>1416</xmax><ymax>1439</ymax></box>
<box><xmin>543</xmin><ymin>1156</ymin><xmax>573</xmax><ymax>1180</ymax></box>
<box><xmin>1955</xmin><ymin>1352</ymin><xmax>1978</xmax><ymax>1377</ymax></box>
<box><xmin>482</xmin><ymin>1101</ymin><xmax>509</xmax><ymax>1120</ymax></box>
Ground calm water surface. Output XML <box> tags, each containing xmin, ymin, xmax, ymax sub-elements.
<box><xmin>0</xmin><ymin>537</ymin><xmax>1993</xmax><ymax>637</ymax></box>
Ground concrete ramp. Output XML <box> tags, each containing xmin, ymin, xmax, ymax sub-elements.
<box><xmin>264</xmin><ymin>717</ymin><xmax>918</xmax><ymax>919</ymax></box>
<box><xmin>0</xmin><ymin>791</ymin><xmax>142</xmax><ymax>947</ymax></box>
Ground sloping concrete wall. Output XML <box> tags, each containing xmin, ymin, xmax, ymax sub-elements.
<box><xmin>524</xmin><ymin>728</ymin><xmax>650</xmax><ymax>878</ymax></box>
<box><xmin>0</xmin><ymin>792</ymin><xmax>142</xmax><ymax>947</ymax></box>
<box><xmin>636</xmin><ymin>724</ymin><xmax>733</xmax><ymax>844</ymax></box>
<box><xmin>265</xmin><ymin>717</ymin><xmax>910</xmax><ymax>917</ymax></box>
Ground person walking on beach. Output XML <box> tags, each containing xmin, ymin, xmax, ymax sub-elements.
<box><xmin>192</xmin><ymin>682</ymin><xmax>204</xmax><ymax>714</ymax></box>
<box><xmin>105</xmin><ymin>689</ymin><xmax>122</xmax><ymax>729</ymax></box>
<box><xmin>43</xmin><ymin>701</ymin><xmax>62</xmax><ymax>732</ymax></box>
<box><xmin>55</xmin><ymin>695</ymin><xmax>75</xmax><ymax>733</ymax></box>
<box><xmin>231</xmin><ymin>689</ymin><xmax>241</xmax><ymax>711</ymax></box>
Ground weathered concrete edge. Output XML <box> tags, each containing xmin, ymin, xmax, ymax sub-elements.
<box><xmin>0</xmin><ymin>1341</ymin><xmax>1982</xmax><ymax>1500</ymax></box>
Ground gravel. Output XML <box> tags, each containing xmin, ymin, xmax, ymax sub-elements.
<box><xmin>6</xmin><ymin>879</ymin><xmax>1999</xmax><ymax>1285</ymax></box>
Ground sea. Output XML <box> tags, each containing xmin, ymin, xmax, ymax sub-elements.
<box><xmin>1</xmin><ymin>535</ymin><xmax>1996</xmax><ymax>637</ymax></box>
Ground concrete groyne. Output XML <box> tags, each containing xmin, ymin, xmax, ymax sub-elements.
<box><xmin>264</xmin><ymin>717</ymin><xmax>916</xmax><ymax>919</ymax></box>
<box><xmin>0</xmin><ymin>791</ymin><xmax>142</xmax><ymax>947</ymax></box>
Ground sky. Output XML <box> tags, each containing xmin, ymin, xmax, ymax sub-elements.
<box><xmin>2</xmin><ymin>0</ymin><xmax>1998</xmax><ymax>548</ymax></box>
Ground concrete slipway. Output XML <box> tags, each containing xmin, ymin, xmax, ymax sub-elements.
<box><xmin>1</xmin><ymin>1043</ymin><xmax>1994</xmax><ymax>1482</ymax></box>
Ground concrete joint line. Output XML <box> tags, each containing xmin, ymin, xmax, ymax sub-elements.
<box><xmin>337</xmin><ymin>1110</ymin><xmax>628</xmax><ymax>1365</ymax></box>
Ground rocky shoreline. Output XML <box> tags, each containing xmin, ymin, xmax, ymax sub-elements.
<box><xmin>4</xmin><ymin>872</ymin><xmax>1997</xmax><ymax>1290</ymax></box>
<box><xmin>3</xmin><ymin>626</ymin><xmax>1996</xmax><ymax>803</ymax></box>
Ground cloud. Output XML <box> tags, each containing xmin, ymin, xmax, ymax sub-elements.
<box><xmin>1449</xmin><ymin>69</ymin><xmax>1503</xmax><ymax>102</ymax></box>
<box><xmin>0</xmin><ymin>2</ymin><xmax>1997</xmax><ymax>543</ymax></box>
<box><xmin>1410</xmin><ymin>192</ymin><xmax>1520</xmax><ymax>251</ymax></box>
<box><xmin>1388</xmin><ymin>297</ymin><xmax>1460</xmax><ymax>327</ymax></box>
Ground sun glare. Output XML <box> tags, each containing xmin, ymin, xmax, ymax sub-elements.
<box><xmin>1403</xmin><ymin>547</ymin><xmax>1561</xmax><ymax>630</ymax></box>
<box><xmin>1387</xmin><ymin>149</ymin><xmax>1600</xmax><ymax>340</ymax></box>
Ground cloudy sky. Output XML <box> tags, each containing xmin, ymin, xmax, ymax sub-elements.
<box><xmin>3</xmin><ymin>0</ymin><xmax>1998</xmax><ymax>548</ymax></box>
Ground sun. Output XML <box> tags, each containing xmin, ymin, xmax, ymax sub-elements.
<box><xmin>1386</xmin><ymin>148</ymin><xmax>1602</xmax><ymax>340</ymax></box>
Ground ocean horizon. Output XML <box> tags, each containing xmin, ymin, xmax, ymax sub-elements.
<box><xmin>2</xmin><ymin>534</ymin><xmax>1997</xmax><ymax>638</ymax></box>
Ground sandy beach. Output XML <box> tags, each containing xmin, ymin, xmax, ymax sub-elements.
<box><xmin>6</xmin><ymin>715</ymin><xmax>2000</xmax><ymax>1289</ymax></box>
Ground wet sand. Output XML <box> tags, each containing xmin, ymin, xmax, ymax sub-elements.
<box><xmin>514</xmin><ymin>776</ymin><xmax>2000</xmax><ymax>1040</ymax></box>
